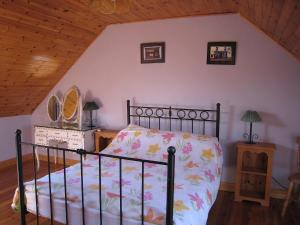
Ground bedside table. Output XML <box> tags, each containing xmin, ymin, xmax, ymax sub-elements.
<box><xmin>234</xmin><ymin>142</ymin><xmax>275</xmax><ymax>207</ymax></box>
<box><xmin>94</xmin><ymin>129</ymin><xmax>119</xmax><ymax>152</ymax></box>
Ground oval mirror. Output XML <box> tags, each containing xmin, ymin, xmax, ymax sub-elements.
<box><xmin>47</xmin><ymin>95</ymin><xmax>61</xmax><ymax>122</ymax></box>
<box><xmin>62</xmin><ymin>87</ymin><xmax>79</xmax><ymax>121</ymax></box>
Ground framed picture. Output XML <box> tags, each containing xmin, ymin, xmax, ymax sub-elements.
<box><xmin>207</xmin><ymin>42</ymin><xmax>236</xmax><ymax>65</ymax></box>
<box><xmin>141</xmin><ymin>42</ymin><xmax>165</xmax><ymax>64</ymax></box>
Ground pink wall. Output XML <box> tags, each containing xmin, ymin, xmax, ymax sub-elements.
<box><xmin>0</xmin><ymin>115</ymin><xmax>32</xmax><ymax>161</ymax></box>
<box><xmin>32</xmin><ymin>14</ymin><xmax>300</xmax><ymax>186</ymax></box>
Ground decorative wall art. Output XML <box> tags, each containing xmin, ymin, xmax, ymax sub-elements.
<box><xmin>141</xmin><ymin>42</ymin><xmax>165</xmax><ymax>64</ymax></box>
<box><xmin>207</xmin><ymin>41</ymin><xmax>236</xmax><ymax>65</ymax></box>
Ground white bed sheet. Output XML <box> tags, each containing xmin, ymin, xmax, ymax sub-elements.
<box><xmin>24</xmin><ymin>126</ymin><xmax>223</xmax><ymax>225</ymax></box>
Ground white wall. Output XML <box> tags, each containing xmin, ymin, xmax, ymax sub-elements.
<box><xmin>0</xmin><ymin>115</ymin><xmax>32</xmax><ymax>161</ymax></box>
<box><xmin>32</xmin><ymin>14</ymin><xmax>300</xmax><ymax>186</ymax></box>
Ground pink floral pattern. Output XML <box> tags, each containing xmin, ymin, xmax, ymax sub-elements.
<box><xmin>23</xmin><ymin>124</ymin><xmax>223</xmax><ymax>225</ymax></box>
<box><xmin>188</xmin><ymin>192</ymin><xmax>204</xmax><ymax>210</ymax></box>
<box><xmin>204</xmin><ymin>169</ymin><xmax>215</xmax><ymax>182</ymax></box>
<box><xmin>182</xmin><ymin>142</ymin><xmax>192</xmax><ymax>155</ymax></box>
<box><xmin>132</xmin><ymin>139</ymin><xmax>141</xmax><ymax>150</ymax></box>
<box><xmin>117</xmin><ymin>131</ymin><xmax>128</xmax><ymax>141</ymax></box>
<box><xmin>162</xmin><ymin>132</ymin><xmax>175</xmax><ymax>143</ymax></box>
<box><xmin>143</xmin><ymin>191</ymin><xmax>153</xmax><ymax>201</ymax></box>
<box><xmin>113</xmin><ymin>179</ymin><xmax>131</xmax><ymax>186</ymax></box>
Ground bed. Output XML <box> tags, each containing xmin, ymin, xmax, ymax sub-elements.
<box><xmin>14</xmin><ymin>100</ymin><xmax>222</xmax><ymax>225</ymax></box>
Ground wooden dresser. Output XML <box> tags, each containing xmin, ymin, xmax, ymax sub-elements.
<box><xmin>34</xmin><ymin>125</ymin><xmax>97</xmax><ymax>165</ymax></box>
<box><xmin>35</xmin><ymin>125</ymin><xmax>96</xmax><ymax>151</ymax></box>
<box><xmin>234</xmin><ymin>142</ymin><xmax>275</xmax><ymax>207</ymax></box>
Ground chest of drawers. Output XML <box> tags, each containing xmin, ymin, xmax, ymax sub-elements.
<box><xmin>34</xmin><ymin>126</ymin><xmax>96</xmax><ymax>151</ymax></box>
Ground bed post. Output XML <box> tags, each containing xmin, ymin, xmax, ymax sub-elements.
<box><xmin>127</xmin><ymin>99</ymin><xmax>131</xmax><ymax>125</ymax></box>
<box><xmin>16</xmin><ymin>129</ymin><xmax>26</xmax><ymax>225</ymax></box>
<box><xmin>166</xmin><ymin>146</ymin><xmax>176</xmax><ymax>225</ymax></box>
<box><xmin>216</xmin><ymin>103</ymin><xmax>220</xmax><ymax>140</ymax></box>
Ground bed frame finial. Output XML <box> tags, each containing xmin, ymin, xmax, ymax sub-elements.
<box><xmin>127</xmin><ymin>99</ymin><xmax>131</xmax><ymax>125</ymax></box>
<box><xmin>166</xmin><ymin>146</ymin><xmax>176</xmax><ymax>225</ymax></box>
<box><xmin>216</xmin><ymin>103</ymin><xmax>221</xmax><ymax>140</ymax></box>
<box><xmin>15</xmin><ymin>129</ymin><xmax>27</xmax><ymax>225</ymax></box>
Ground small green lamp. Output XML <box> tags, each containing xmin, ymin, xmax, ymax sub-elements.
<box><xmin>83</xmin><ymin>101</ymin><xmax>99</xmax><ymax>128</ymax></box>
<box><xmin>241</xmin><ymin>110</ymin><xmax>262</xmax><ymax>144</ymax></box>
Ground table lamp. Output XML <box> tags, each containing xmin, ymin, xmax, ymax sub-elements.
<box><xmin>83</xmin><ymin>101</ymin><xmax>99</xmax><ymax>128</ymax></box>
<box><xmin>241</xmin><ymin>110</ymin><xmax>262</xmax><ymax>144</ymax></box>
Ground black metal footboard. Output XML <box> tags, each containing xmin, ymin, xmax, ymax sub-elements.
<box><xmin>15</xmin><ymin>129</ymin><xmax>175</xmax><ymax>225</ymax></box>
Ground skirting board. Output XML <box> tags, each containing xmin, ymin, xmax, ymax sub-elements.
<box><xmin>0</xmin><ymin>154</ymin><xmax>32</xmax><ymax>171</ymax></box>
<box><xmin>219</xmin><ymin>181</ymin><xmax>287</xmax><ymax>200</ymax></box>
<box><xmin>38</xmin><ymin>154</ymin><xmax>79</xmax><ymax>166</ymax></box>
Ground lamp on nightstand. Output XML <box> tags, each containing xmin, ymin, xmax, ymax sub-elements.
<box><xmin>83</xmin><ymin>101</ymin><xmax>99</xmax><ymax>128</ymax></box>
<box><xmin>241</xmin><ymin>110</ymin><xmax>262</xmax><ymax>144</ymax></box>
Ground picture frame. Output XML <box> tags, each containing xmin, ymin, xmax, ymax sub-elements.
<box><xmin>207</xmin><ymin>41</ymin><xmax>236</xmax><ymax>65</ymax></box>
<box><xmin>141</xmin><ymin>42</ymin><xmax>165</xmax><ymax>64</ymax></box>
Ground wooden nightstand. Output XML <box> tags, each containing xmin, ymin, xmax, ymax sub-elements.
<box><xmin>234</xmin><ymin>142</ymin><xmax>275</xmax><ymax>207</ymax></box>
<box><xmin>94</xmin><ymin>129</ymin><xmax>119</xmax><ymax>152</ymax></box>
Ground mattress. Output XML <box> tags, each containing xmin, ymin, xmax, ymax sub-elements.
<box><xmin>24</xmin><ymin>125</ymin><xmax>223</xmax><ymax>225</ymax></box>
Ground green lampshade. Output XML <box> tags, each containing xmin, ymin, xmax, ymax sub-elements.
<box><xmin>83</xmin><ymin>101</ymin><xmax>99</xmax><ymax>111</ymax></box>
<box><xmin>241</xmin><ymin>110</ymin><xmax>262</xmax><ymax>123</ymax></box>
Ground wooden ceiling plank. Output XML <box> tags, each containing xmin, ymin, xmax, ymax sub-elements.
<box><xmin>284</xmin><ymin>33</ymin><xmax>300</xmax><ymax>52</ymax></box>
<box><xmin>265</xmin><ymin>0</ymin><xmax>286</xmax><ymax>40</ymax></box>
<box><xmin>247</xmin><ymin>0</ymin><xmax>256</xmax><ymax>23</ymax></box>
<box><xmin>0</xmin><ymin>40</ymin><xmax>83</xmax><ymax>57</ymax></box>
<box><xmin>0</xmin><ymin>0</ymin><xmax>300</xmax><ymax>117</ymax></box>
<box><xmin>0</xmin><ymin>9</ymin><xmax>96</xmax><ymax>43</ymax></box>
<box><xmin>0</xmin><ymin>50</ymin><xmax>79</xmax><ymax>63</ymax></box>
<box><xmin>229</xmin><ymin>0</ymin><xmax>240</xmax><ymax>12</ymax></box>
<box><xmin>291</xmin><ymin>38</ymin><xmax>300</xmax><ymax>57</ymax></box>
<box><xmin>260</xmin><ymin>0</ymin><xmax>273</xmax><ymax>32</ymax></box>
<box><xmin>238</xmin><ymin>0</ymin><xmax>252</xmax><ymax>21</ymax></box>
<box><xmin>0</xmin><ymin>34</ymin><xmax>86</xmax><ymax>54</ymax></box>
<box><xmin>30</xmin><ymin>0</ymin><xmax>110</xmax><ymax>28</ymax></box>
<box><xmin>254</xmin><ymin>0</ymin><xmax>263</xmax><ymax>28</ymax></box>
<box><xmin>0</xmin><ymin>60</ymin><xmax>74</xmax><ymax>71</ymax></box>
<box><xmin>279</xmin><ymin>1</ymin><xmax>300</xmax><ymax>43</ymax></box>
<box><xmin>274</xmin><ymin>0</ymin><xmax>298</xmax><ymax>41</ymax></box>
<box><xmin>0</xmin><ymin>1</ymin><xmax>101</xmax><ymax>36</ymax></box>
<box><xmin>0</xmin><ymin>16</ymin><xmax>93</xmax><ymax>46</ymax></box>
<box><xmin>0</xmin><ymin>23</ymin><xmax>91</xmax><ymax>50</ymax></box>
<box><xmin>0</xmin><ymin>38</ymin><xmax>86</xmax><ymax>56</ymax></box>
<box><xmin>18</xmin><ymin>0</ymin><xmax>105</xmax><ymax>33</ymax></box>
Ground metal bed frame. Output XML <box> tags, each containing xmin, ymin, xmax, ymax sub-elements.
<box><xmin>127</xmin><ymin>100</ymin><xmax>220</xmax><ymax>139</ymax></box>
<box><xmin>15</xmin><ymin>100</ymin><xmax>220</xmax><ymax>225</ymax></box>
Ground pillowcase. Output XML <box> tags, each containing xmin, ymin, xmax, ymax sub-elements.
<box><xmin>103</xmin><ymin>124</ymin><xmax>223</xmax><ymax>168</ymax></box>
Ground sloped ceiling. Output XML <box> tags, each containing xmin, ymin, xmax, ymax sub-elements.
<box><xmin>0</xmin><ymin>0</ymin><xmax>299</xmax><ymax>117</ymax></box>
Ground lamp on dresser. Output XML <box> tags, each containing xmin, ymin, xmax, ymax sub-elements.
<box><xmin>83</xmin><ymin>101</ymin><xmax>99</xmax><ymax>128</ymax></box>
<box><xmin>241</xmin><ymin>110</ymin><xmax>262</xmax><ymax>144</ymax></box>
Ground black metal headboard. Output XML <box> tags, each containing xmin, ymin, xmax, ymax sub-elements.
<box><xmin>127</xmin><ymin>100</ymin><xmax>220</xmax><ymax>140</ymax></box>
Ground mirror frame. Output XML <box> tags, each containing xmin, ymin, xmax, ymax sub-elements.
<box><xmin>62</xmin><ymin>86</ymin><xmax>80</xmax><ymax>121</ymax></box>
<box><xmin>47</xmin><ymin>95</ymin><xmax>61</xmax><ymax>122</ymax></box>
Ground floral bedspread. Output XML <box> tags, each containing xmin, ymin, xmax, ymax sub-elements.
<box><xmin>23</xmin><ymin>125</ymin><xmax>223</xmax><ymax>225</ymax></box>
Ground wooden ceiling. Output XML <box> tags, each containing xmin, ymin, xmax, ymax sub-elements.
<box><xmin>0</xmin><ymin>0</ymin><xmax>299</xmax><ymax>117</ymax></box>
